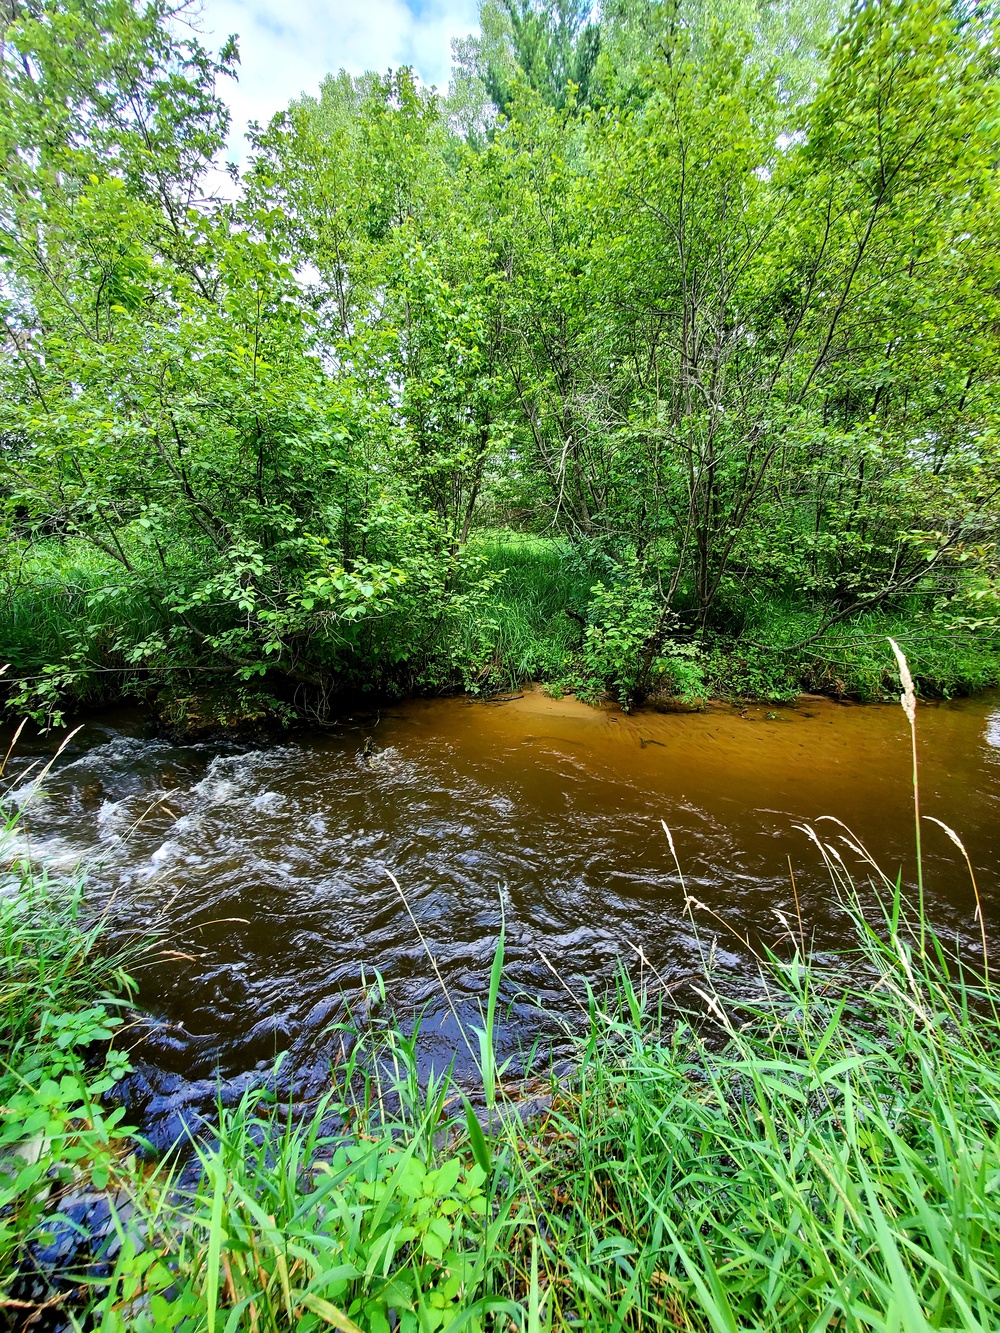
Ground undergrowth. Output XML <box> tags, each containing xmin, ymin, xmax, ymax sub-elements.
<box><xmin>0</xmin><ymin>776</ymin><xmax>140</xmax><ymax>1304</ymax></box>
<box><xmin>4</xmin><ymin>534</ymin><xmax>1000</xmax><ymax>726</ymax></box>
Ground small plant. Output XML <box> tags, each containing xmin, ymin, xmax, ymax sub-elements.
<box><xmin>104</xmin><ymin>1112</ymin><xmax>492</xmax><ymax>1333</ymax></box>
<box><xmin>0</xmin><ymin>845</ymin><xmax>139</xmax><ymax>1301</ymax></box>
<box><xmin>576</xmin><ymin>562</ymin><xmax>661</xmax><ymax>708</ymax></box>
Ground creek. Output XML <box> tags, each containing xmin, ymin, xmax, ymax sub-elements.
<box><xmin>6</xmin><ymin>687</ymin><xmax>1000</xmax><ymax>1145</ymax></box>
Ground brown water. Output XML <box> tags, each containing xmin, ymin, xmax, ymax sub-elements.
<box><xmin>7</xmin><ymin>689</ymin><xmax>1000</xmax><ymax>1143</ymax></box>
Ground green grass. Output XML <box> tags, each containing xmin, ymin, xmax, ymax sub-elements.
<box><xmin>797</xmin><ymin>617</ymin><xmax>1000</xmax><ymax>700</ymax></box>
<box><xmin>0</xmin><ymin>538</ymin><xmax>163</xmax><ymax>715</ymax></box>
<box><xmin>711</xmin><ymin>598</ymin><xmax>1000</xmax><ymax>702</ymax></box>
<box><xmin>446</xmin><ymin>531</ymin><xmax>592</xmax><ymax>693</ymax></box>
<box><xmin>513</xmin><ymin>895</ymin><xmax>1000</xmax><ymax>1330</ymax></box>
<box><xmin>0</xmin><ymin>814</ymin><xmax>140</xmax><ymax>1290</ymax></box>
<box><xmin>21</xmin><ymin>844</ymin><xmax>1000</xmax><ymax>1332</ymax></box>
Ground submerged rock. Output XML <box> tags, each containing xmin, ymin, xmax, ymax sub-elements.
<box><xmin>7</xmin><ymin>1186</ymin><xmax>144</xmax><ymax>1333</ymax></box>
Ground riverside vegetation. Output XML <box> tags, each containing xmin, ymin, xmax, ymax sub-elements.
<box><xmin>3</xmin><ymin>0</ymin><xmax>1000</xmax><ymax>727</ymax></box>
<box><xmin>3</xmin><ymin>649</ymin><xmax>1000</xmax><ymax>1330</ymax></box>
<box><xmin>4</xmin><ymin>0</ymin><xmax>1000</xmax><ymax>1325</ymax></box>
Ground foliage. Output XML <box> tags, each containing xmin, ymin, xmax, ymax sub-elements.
<box><xmin>2</xmin><ymin>0</ymin><xmax>1000</xmax><ymax>715</ymax></box>
<box><xmin>4</xmin><ymin>535</ymin><xmax>999</xmax><ymax>721</ymax></box>
<box><xmin>478</xmin><ymin>0</ymin><xmax>602</xmax><ymax>115</ymax></box>
<box><xmin>558</xmin><ymin>557</ymin><xmax>705</xmax><ymax>707</ymax></box>
<box><xmin>102</xmin><ymin>1106</ymin><xmax>495</xmax><ymax>1333</ymax></box>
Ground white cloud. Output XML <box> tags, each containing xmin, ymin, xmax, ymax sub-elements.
<box><xmin>187</xmin><ymin>0</ymin><xmax>480</xmax><ymax>164</ymax></box>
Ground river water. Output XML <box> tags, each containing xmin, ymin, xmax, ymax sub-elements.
<box><xmin>6</xmin><ymin>688</ymin><xmax>1000</xmax><ymax>1143</ymax></box>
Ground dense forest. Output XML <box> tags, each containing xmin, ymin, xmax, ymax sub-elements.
<box><xmin>2</xmin><ymin>0</ymin><xmax>1000</xmax><ymax>727</ymax></box>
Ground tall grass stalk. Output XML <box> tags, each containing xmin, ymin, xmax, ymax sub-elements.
<box><xmin>474</xmin><ymin>904</ymin><xmax>506</xmax><ymax>1112</ymax></box>
<box><xmin>889</xmin><ymin>636</ymin><xmax>925</xmax><ymax>956</ymax></box>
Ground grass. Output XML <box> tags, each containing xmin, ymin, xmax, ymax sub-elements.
<box><xmin>0</xmin><ymin>539</ymin><xmax>157</xmax><ymax>670</ymax></box>
<box><xmin>0</xmin><ymin>735</ymin><xmax>139</xmax><ymax>1086</ymax></box>
<box><xmin>5</xmin><ymin>648</ymin><xmax>1000</xmax><ymax>1329</ymax></box>
<box><xmin>0</xmin><ymin>825</ymin><xmax>140</xmax><ymax>1299</ymax></box>
<box><xmin>507</xmin><ymin>915</ymin><xmax>1000</xmax><ymax>1330</ymax></box>
<box><xmin>712</xmin><ymin>598</ymin><xmax>1000</xmax><ymax>702</ymax></box>
<box><xmin>447</xmin><ymin>532</ymin><xmax>592</xmax><ymax>693</ymax></box>
<box><xmin>0</xmin><ymin>538</ymin><xmax>164</xmax><ymax>720</ymax></box>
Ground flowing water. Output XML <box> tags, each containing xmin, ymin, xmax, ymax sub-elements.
<box><xmin>6</xmin><ymin>688</ymin><xmax>1000</xmax><ymax>1143</ymax></box>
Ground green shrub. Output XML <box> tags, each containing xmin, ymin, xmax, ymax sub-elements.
<box><xmin>107</xmin><ymin>1109</ymin><xmax>494</xmax><ymax>1333</ymax></box>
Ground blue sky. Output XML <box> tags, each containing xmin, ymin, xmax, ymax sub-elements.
<box><xmin>190</xmin><ymin>0</ymin><xmax>480</xmax><ymax>162</ymax></box>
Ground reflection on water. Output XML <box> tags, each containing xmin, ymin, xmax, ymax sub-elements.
<box><xmin>5</xmin><ymin>689</ymin><xmax>1000</xmax><ymax>1142</ymax></box>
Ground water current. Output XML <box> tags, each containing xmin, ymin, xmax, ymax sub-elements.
<box><xmin>6</xmin><ymin>688</ymin><xmax>1000</xmax><ymax>1144</ymax></box>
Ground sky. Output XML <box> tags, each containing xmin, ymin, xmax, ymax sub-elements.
<box><xmin>189</xmin><ymin>0</ymin><xmax>480</xmax><ymax>164</ymax></box>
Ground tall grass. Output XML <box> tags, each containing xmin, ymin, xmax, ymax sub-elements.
<box><xmin>506</xmin><ymin>890</ymin><xmax>1000</xmax><ymax>1330</ymax></box>
<box><xmin>0</xmin><ymin>839</ymin><xmax>139</xmax><ymax>1303</ymax></box>
<box><xmin>0</xmin><ymin>531</ymin><xmax>593</xmax><ymax>715</ymax></box>
<box><xmin>97</xmin><ymin>1029</ymin><xmax>523</xmax><ymax>1333</ymax></box>
<box><xmin>0</xmin><ymin>540</ymin><xmax>162</xmax><ymax>707</ymax></box>
<box><xmin>718</xmin><ymin>597</ymin><xmax>1000</xmax><ymax>702</ymax></box>
<box><xmin>86</xmin><ymin>872</ymin><xmax>1000</xmax><ymax>1332</ymax></box>
<box><xmin>0</xmin><ymin>733</ymin><xmax>138</xmax><ymax>1079</ymax></box>
<box><xmin>448</xmin><ymin>532</ymin><xmax>592</xmax><ymax>692</ymax></box>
